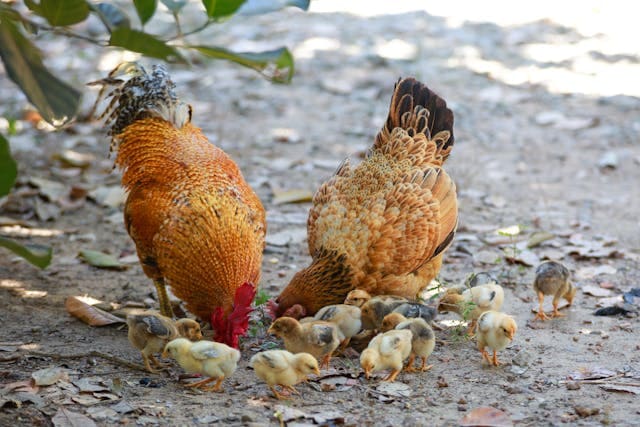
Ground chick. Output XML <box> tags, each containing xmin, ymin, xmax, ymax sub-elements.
<box><xmin>392</xmin><ymin>302</ymin><xmax>437</xmax><ymax>324</ymax></box>
<box><xmin>381</xmin><ymin>313</ymin><xmax>435</xmax><ymax>372</ymax></box>
<box><xmin>250</xmin><ymin>350</ymin><xmax>320</xmax><ymax>400</ymax></box>
<box><xmin>533</xmin><ymin>260</ymin><xmax>576</xmax><ymax>320</ymax></box>
<box><xmin>268</xmin><ymin>317</ymin><xmax>340</xmax><ymax>368</ymax></box>
<box><xmin>475</xmin><ymin>311</ymin><xmax>517</xmax><ymax>366</ymax></box>
<box><xmin>344</xmin><ymin>289</ymin><xmax>372</xmax><ymax>308</ymax></box>
<box><xmin>360</xmin><ymin>295</ymin><xmax>408</xmax><ymax>330</ymax></box>
<box><xmin>438</xmin><ymin>282</ymin><xmax>504</xmax><ymax>334</ymax></box>
<box><xmin>360</xmin><ymin>329</ymin><xmax>412</xmax><ymax>382</ymax></box>
<box><xmin>313</xmin><ymin>304</ymin><xmax>362</xmax><ymax>349</ymax></box>
<box><xmin>162</xmin><ymin>338</ymin><xmax>240</xmax><ymax>391</ymax></box>
<box><xmin>127</xmin><ymin>311</ymin><xmax>202</xmax><ymax>372</ymax></box>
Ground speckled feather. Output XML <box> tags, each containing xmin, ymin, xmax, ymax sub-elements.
<box><xmin>101</xmin><ymin>65</ymin><xmax>266</xmax><ymax>321</ymax></box>
<box><xmin>277</xmin><ymin>78</ymin><xmax>457</xmax><ymax>315</ymax></box>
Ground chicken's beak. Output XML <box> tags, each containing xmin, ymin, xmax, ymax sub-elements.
<box><xmin>161</xmin><ymin>349</ymin><xmax>169</xmax><ymax>359</ymax></box>
<box><xmin>314</xmin><ymin>367</ymin><xmax>321</xmax><ymax>376</ymax></box>
<box><xmin>267</xmin><ymin>325</ymin><xmax>275</xmax><ymax>335</ymax></box>
<box><xmin>364</xmin><ymin>368</ymin><xmax>371</xmax><ymax>380</ymax></box>
<box><xmin>507</xmin><ymin>330</ymin><xmax>515</xmax><ymax>340</ymax></box>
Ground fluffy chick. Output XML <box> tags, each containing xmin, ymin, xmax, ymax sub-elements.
<box><xmin>313</xmin><ymin>304</ymin><xmax>362</xmax><ymax>349</ymax></box>
<box><xmin>162</xmin><ymin>338</ymin><xmax>240</xmax><ymax>391</ymax></box>
<box><xmin>250</xmin><ymin>350</ymin><xmax>320</xmax><ymax>400</ymax></box>
<box><xmin>438</xmin><ymin>282</ymin><xmax>504</xmax><ymax>334</ymax></box>
<box><xmin>360</xmin><ymin>329</ymin><xmax>412</xmax><ymax>382</ymax></box>
<box><xmin>475</xmin><ymin>311</ymin><xmax>517</xmax><ymax>366</ymax></box>
<box><xmin>127</xmin><ymin>311</ymin><xmax>202</xmax><ymax>372</ymax></box>
<box><xmin>533</xmin><ymin>261</ymin><xmax>576</xmax><ymax>320</ymax></box>
<box><xmin>360</xmin><ymin>295</ymin><xmax>408</xmax><ymax>330</ymax></box>
<box><xmin>344</xmin><ymin>289</ymin><xmax>372</xmax><ymax>308</ymax></box>
<box><xmin>381</xmin><ymin>313</ymin><xmax>435</xmax><ymax>372</ymax></box>
<box><xmin>268</xmin><ymin>317</ymin><xmax>340</xmax><ymax>368</ymax></box>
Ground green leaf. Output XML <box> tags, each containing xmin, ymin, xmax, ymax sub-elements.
<box><xmin>40</xmin><ymin>0</ymin><xmax>90</xmax><ymax>26</ymax></box>
<box><xmin>237</xmin><ymin>0</ymin><xmax>310</xmax><ymax>16</ymax></box>
<box><xmin>160</xmin><ymin>0</ymin><xmax>187</xmax><ymax>13</ymax></box>
<box><xmin>0</xmin><ymin>134</ymin><xmax>17</xmax><ymax>197</ymax></box>
<box><xmin>202</xmin><ymin>0</ymin><xmax>246</xmax><ymax>18</ymax></box>
<box><xmin>0</xmin><ymin>237</ymin><xmax>52</xmax><ymax>269</ymax></box>
<box><xmin>0</xmin><ymin>12</ymin><xmax>81</xmax><ymax>126</ymax></box>
<box><xmin>109</xmin><ymin>27</ymin><xmax>186</xmax><ymax>63</ymax></box>
<box><xmin>92</xmin><ymin>3</ymin><xmax>130</xmax><ymax>31</ymax></box>
<box><xmin>78</xmin><ymin>250</ymin><xmax>125</xmax><ymax>270</ymax></box>
<box><xmin>190</xmin><ymin>45</ymin><xmax>294</xmax><ymax>83</ymax></box>
<box><xmin>133</xmin><ymin>0</ymin><xmax>157</xmax><ymax>25</ymax></box>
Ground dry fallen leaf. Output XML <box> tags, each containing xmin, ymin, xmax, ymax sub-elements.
<box><xmin>78</xmin><ymin>250</ymin><xmax>126</xmax><ymax>270</ymax></box>
<box><xmin>32</xmin><ymin>367</ymin><xmax>69</xmax><ymax>386</ymax></box>
<box><xmin>52</xmin><ymin>408</ymin><xmax>98</xmax><ymax>427</ymax></box>
<box><xmin>272</xmin><ymin>189</ymin><xmax>313</xmax><ymax>205</ymax></box>
<box><xmin>65</xmin><ymin>296</ymin><xmax>125</xmax><ymax>326</ymax></box>
<box><xmin>460</xmin><ymin>406</ymin><xmax>513</xmax><ymax>427</ymax></box>
<box><xmin>599</xmin><ymin>384</ymin><xmax>640</xmax><ymax>394</ymax></box>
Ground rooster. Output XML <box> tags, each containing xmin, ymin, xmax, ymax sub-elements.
<box><xmin>272</xmin><ymin>77</ymin><xmax>457</xmax><ymax>318</ymax></box>
<box><xmin>93</xmin><ymin>64</ymin><xmax>266</xmax><ymax>348</ymax></box>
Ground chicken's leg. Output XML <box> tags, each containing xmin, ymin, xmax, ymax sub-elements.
<box><xmin>491</xmin><ymin>350</ymin><xmax>501</xmax><ymax>366</ymax></box>
<box><xmin>270</xmin><ymin>385</ymin><xmax>288</xmax><ymax>400</ymax></box>
<box><xmin>480</xmin><ymin>348</ymin><xmax>492</xmax><ymax>364</ymax></box>
<box><xmin>154</xmin><ymin>278</ymin><xmax>174</xmax><ymax>318</ymax></box>
<box><xmin>320</xmin><ymin>353</ymin><xmax>332</xmax><ymax>369</ymax></box>
<box><xmin>147</xmin><ymin>354</ymin><xmax>170</xmax><ymax>370</ymax></box>
<box><xmin>534</xmin><ymin>291</ymin><xmax>550</xmax><ymax>321</ymax></box>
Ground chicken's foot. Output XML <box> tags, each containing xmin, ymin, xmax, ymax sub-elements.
<box><xmin>185</xmin><ymin>377</ymin><xmax>215</xmax><ymax>389</ymax></box>
<box><xmin>383</xmin><ymin>369</ymin><xmax>401</xmax><ymax>382</ymax></box>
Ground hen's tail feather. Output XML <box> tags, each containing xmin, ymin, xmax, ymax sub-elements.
<box><xmin>374</xmin><ymin>77</ymin><xmax>455</xmax><ymax>164</ymax></box>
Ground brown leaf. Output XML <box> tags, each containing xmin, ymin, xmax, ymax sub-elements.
<box><xmin>65</xmin><ymin>296</ymin><xmax>125</xmax><ymax>326</ymax></box>
<box><xmin>460</xmin><ymin>406</ymin><xmax>513</xmax><ymax>427</ymax></box>
<box><xmin>52</xmin><ymin>408</ymin><xmax>98</xmax><ymax>427</ymax></box>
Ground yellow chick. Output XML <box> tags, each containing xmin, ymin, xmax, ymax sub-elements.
<box><xmin>268</xmin><ymin>317</ymin><xmax>340</xmax><ymax>368</ymax></box>
<box><xmin>475</xmin><ymin>311</ymin><xmax>517</xmax><ymax>366</ymax></box>
<box><xmin>162</xmin><ymin>338</ymin><xmax>240</xmax><ymax>392</ymax></box>
<box><xmin>313</xmin><ymin>304</ymin><xmax>362</xmax><ymax>349</ymax></box>
<box><xmin>127</xmin><ymin>311</ymin><xmax>202</xmax><ymax>372</ymax></box>
<box><xmin>533</xmin><ymin>260</ymin><xmax>576</xmax><ymax>320</ymax></box>
<box><xmin>360</xmin><ymin>295</ymin><xmax>409</xmax><ymax>330</ymax></box>
<box><xmin>360</xmin><ymin>329</ymin><xmax>412</xmax><ymax>382</ymax></box>
<box><xmin>381</xmin><ymin>313</ymin><xmax>435</xmax><ymax>372</ymax></box>
<box><xmin>438</xmin><ymin>282</ymin><xmax>504</xmax><ymax>334</ymax></box>
<box><xmin>250</xmin><ymin>349</ymin><xmax>320</xmax><ymax>400</ymax></box>
<box><xmin>344</xmin><ymin>289</ymin><xmax>372</xmax><ymax>307</ymax></box>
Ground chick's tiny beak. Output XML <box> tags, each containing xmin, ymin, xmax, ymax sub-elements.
<box><xmin>314</xmin><ymin>367</ymin><xmax>321</xmax><ymax>376</ymax></box>
<box><xmin>364</xmin><ymin>369</ymin><xmax>371</xmax><ymax>379</ymax></box>
<box><xmin>507</xmin><ymin>330</ymin><xmax>515</xmax><ymax>340</ymax></box>
<box><xmin>161</xmin><ymin>349</ymin><xmax>169</xmax><ymax>359</ymax></box>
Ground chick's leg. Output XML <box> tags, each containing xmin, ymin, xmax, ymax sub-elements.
<box><xmin>491</xmin><ymin>350</ymin><xmax>501</xmax><ymax>366</ymax></box>
<box><xmin>185</xmin><ymin>377</ymin><xmax>215</xmax><ymax>389</ymax></box>
<box><xmin>141</xmin><ymin>354</ymin><xmax>157</xmax><ymax>373</ymax></box>
<box><xmin>551</xmin><ymin>296</ymin><xmax>566</xmax><ymax>318</ymax></box>
<box><xmin>420</xmin><ymin>357</ymin><xmax>433</xmax><ymax>372</ymax></box>
<box><xmin>535</xmin><ymin>291</ymin><xmax>550</xmax><ymax>321</ymax></box>
<box><xmin>383</xmin><ymin>369</ymin><xmax>401</xmax><ymax>382</ymax></box>
<box><xmin>147</xmin><ymin>354</ymin><xmax>170</xmax><ymax>370</ymax></box>
<box><xmin>466</xmin><ymin>319</ymin><xmax>477</xmax><ymax>337</ymax></box>
<box><xmin>202</xmin><ymin>377</ymin><xmax>224</xmax><ymax>392</ymax></box>
<box><xmin>404</xmin><ymin>354</ymin><xmax>417</xmax><ymax>372</ymax></box>
<box><xmin>320</xmin><ymin>353</ymin><xmax>332</xmax><ymax>369</ymax></box>
<box><xmin>270</xmin><ymin>386</ymin><xmax>289</xmax><ymax>400</ymax></box>
<box><xmin>154</xmin><ymin>278</ymin><xmax>174</xmax><ymax>318</ymax></box>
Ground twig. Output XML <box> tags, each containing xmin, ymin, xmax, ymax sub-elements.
<box><xmin>23</xmin><ymin>350</ymin><xmax>147</xmax><ymax>373</ymax></box>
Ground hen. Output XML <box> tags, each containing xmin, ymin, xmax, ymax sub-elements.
<box><xmin>94</xmin><ymin>64</ymin><xmax>266</xmax><ymax>348</ymax></box>
<box><xmin>274</xmin><ymin>77</ymin><xmax>457</xmax><ymax>317</ymax></box>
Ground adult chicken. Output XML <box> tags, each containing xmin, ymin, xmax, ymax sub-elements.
<box><xmin>274</xmin><ymin>77</ymin><xmax>457</xmax><ymax>317</ymax></box>
<box><xmin>94</xmin><ymin>64</ymin><xmax>266</xmax><ymax>348</ymax></box>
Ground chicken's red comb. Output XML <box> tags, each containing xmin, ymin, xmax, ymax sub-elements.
<box><xmin>211</xmin><ymin>282</ymin><xmax>256</xmax><ymax>349</ymax></box>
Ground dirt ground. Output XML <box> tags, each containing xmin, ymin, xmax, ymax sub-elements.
<box><xmin>1</xmin><ymin>2</ymin><xmax>639</xmax><ymax>426</ymax></box>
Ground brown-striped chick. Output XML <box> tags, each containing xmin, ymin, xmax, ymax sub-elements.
<box><xmin>360</xmin><ymin>295</ymin><xmax>409</xmax><ymax>330</ymax></box>
<box><xmin>127</xmin><ymin>311</ymin><xmax>202</xmax><ymax>372</ymax></box>
<box><xmin>344</xmin><ymin>289</ymin><xmax>372</xmax><ymax>308</ymax></box>
<box><xmin>313</xmin><ymin>304</ymin><xmax>362</xmax><ymax>349</ymax></box>
<box><xmin>360</xmin><ymin>329</ymin><xmax>412</xmax><ymax>382</ymax></box>
<box><xmin>533</xmin><ymin>260</ymin><xmax>576</xmax><ymax>320</ymax></box>
<box><xmin>268</xmin><ymin>317</ymin><xmax>340</xmax><ymax>368</ymax></box>
<box><xmin>381</xmin><ymin>313</ymin><xmax>435</xmax><ymax>372</ymax></box>
<box><xmin>250</xmin><ymin>350</ymin><xmax>320</xmax><ymax>400</ymax></box>
<box><xmin>162</xmin><ymin>338</ymin><xmax>240</xmax><ymax>391</ymax></box>
<box><xmin>475</xmin><ymin>311</ymin><xmax>517</xmax><ymax>366</ymax></box>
